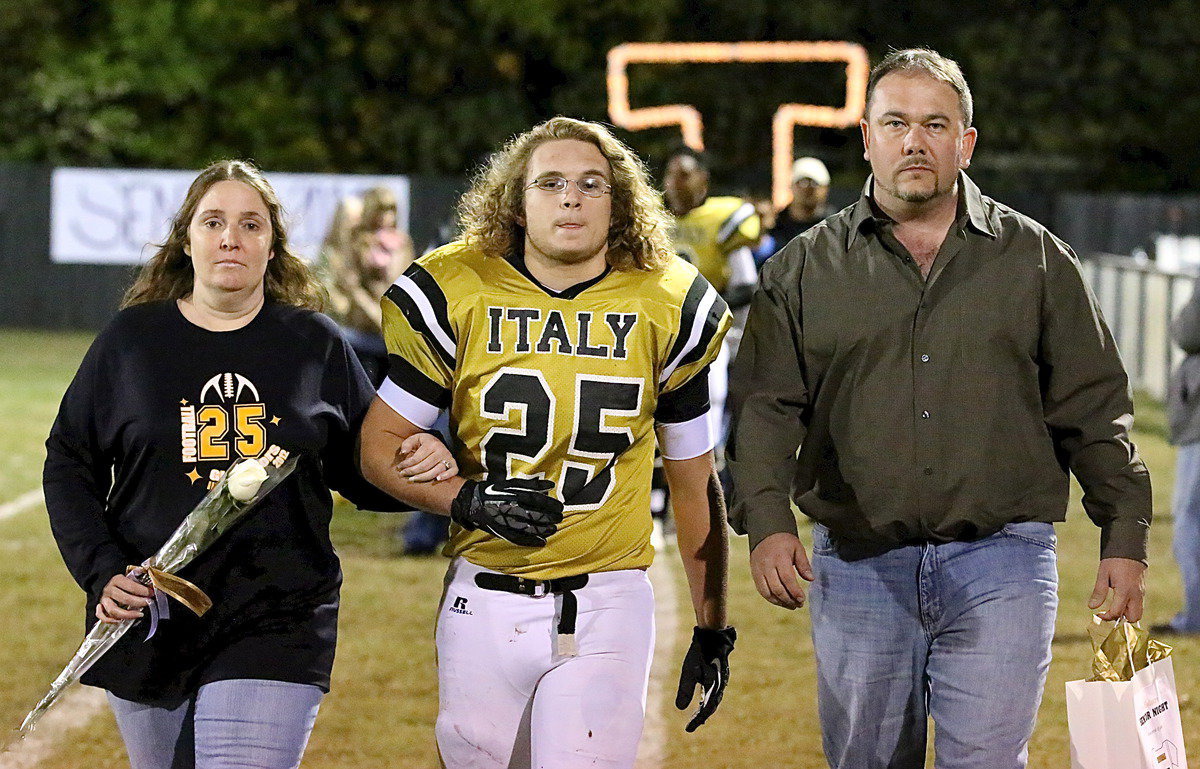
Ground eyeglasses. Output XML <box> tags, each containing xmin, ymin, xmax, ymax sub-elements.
<box><xmin>525</xmin><ymin>175</ymin><xmax>612</xmax><ymax>198</ymax></box>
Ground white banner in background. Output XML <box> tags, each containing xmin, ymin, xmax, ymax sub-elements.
<box><xmin>50</xmin><ymin>168</ymin><xmax>410</xmax><ymax>264</ymax></box>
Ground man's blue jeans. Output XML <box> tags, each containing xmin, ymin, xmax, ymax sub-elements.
<box><xmin>1170</xmin><ymin>442</ymin><xmax>1200</xmax><ymax>631</ymax></box>
<box><xmin>809</xmin><ymin>521</ymin><xmax>1058</xmax><ymax>769</ymax></box>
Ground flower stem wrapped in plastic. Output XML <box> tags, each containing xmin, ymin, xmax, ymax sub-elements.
<box><xmin>20</xmin><ymin>450</ymin><xmax>298</xmax><ymax>734</ymax></box>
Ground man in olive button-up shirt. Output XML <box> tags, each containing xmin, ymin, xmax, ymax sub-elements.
<box><xmin>729</xmin><ymin>48</ymin><xmax>1151</xmax><ymax>769</ymax></box>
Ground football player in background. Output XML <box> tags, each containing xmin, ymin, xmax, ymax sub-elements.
<box><xmin>657</xmin><ymin>146</ymin><xmax>762</xmax><ymax>539</ymax></box>
<box><xmin>664</xmin><ymin>145</ymin><xmax>761</xmax><ymax>316</ymax></box>
<box><xmin>359</xmin><ymin>116</ymin><xmax>736</xmax><ymax>768</ymax></box>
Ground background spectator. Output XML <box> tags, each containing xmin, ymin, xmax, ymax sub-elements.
<box><xmin>765</xmin><ymin>157</ymin><xmax>831</xmax><ymax>255</ymax></box>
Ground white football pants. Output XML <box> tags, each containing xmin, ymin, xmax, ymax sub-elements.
<box><xmin>435</xmin><ymin>557</ymin><xmax>655</xmax><ymax>769</ymax></box>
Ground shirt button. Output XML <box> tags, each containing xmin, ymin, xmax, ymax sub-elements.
<box><xmin>920</xmin><ymin>354</ymin><xmax>930</xmax><ymax>362</ymax></box>
<box><xmin>924</xmin><ymin>467</ymin><xmax>933</xmax><ymax>476</ymax></box>
<box><xmin>921</xmin><ymin>410</ymin><xmax>930</xmax><ymax>419</ymax></box>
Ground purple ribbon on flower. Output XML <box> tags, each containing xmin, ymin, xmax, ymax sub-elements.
<box><xmin>145</xmin><ymin>588</ymin><xmax>170</xmax><ymax>640</ymax></box>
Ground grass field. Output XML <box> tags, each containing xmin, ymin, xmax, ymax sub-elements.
<box><xmin>1</xmin><ymin>327</ymin><xmax>1197</xmax><ymax>767</ymax></box>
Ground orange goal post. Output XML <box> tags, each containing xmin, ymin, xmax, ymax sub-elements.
<box><xmin>607</xmin><ymin>41</ymin><xmax>869</xmax><ymax>209</ymax></box>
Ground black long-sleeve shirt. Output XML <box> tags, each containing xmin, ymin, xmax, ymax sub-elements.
<box><xmin>728</xmin><ymin>174</ymin><xmax>1152</xmax><ymax>562</ymax></box>
<box><xmin>44</xmin><ymin>300</ymin><xmax>394</xmax><ymax>702</ymax></box>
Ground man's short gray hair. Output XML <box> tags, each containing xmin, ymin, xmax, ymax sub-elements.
<box><xmin>865</xmin><ymin>48</ymin><xmax>973</xmax><ymax>127</ymax></box>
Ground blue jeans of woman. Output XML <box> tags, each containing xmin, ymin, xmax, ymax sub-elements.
<box><xmin>809</xmin><ymin>521</ymin><xmax>1058</xmax><ymax>769</ymax></box>
<box><xmin>1170</xmin><ymin>442</ymin><xmax>1200</xmax><ymax>631</ymax></box>
<box><xmin>106</xmin><ymin>679</ymin><xmax>323</xmax><ymax>769</ymax></box>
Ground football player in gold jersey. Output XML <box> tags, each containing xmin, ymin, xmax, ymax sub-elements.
<box><xmin>359</xmin><ymin>117</ymin><xmax>735</xmax><ymax>768</ymax></box>
<box><xmin>664</xmin><ymin>146</ymin><xmax>761</xmax><ymax>312</ymax></box>
<box><xmin>658</xmin><ymin>147</ymin><xmax>763</xmax><ymax>542</ymax></box>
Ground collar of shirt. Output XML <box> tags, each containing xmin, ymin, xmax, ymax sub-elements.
<box><xmin>503</xmin><ymin>250</ymin><xmax>612</xmax><ymax>299</ymax></box>
<box><xmin>844</xmin><ymin>171</ymin><xmax>1000</xmax><ymax>251</ymax></box>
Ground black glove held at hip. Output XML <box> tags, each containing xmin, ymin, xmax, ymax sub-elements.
<box><xmin>450</xmin><ymin>477</ymin><xmax>564</xmax><ymax>547</ymax></box>
<box><xmin>675</xmin><ymin>625</ymin><xmax>736</xmax><ymax>732</ymax></box>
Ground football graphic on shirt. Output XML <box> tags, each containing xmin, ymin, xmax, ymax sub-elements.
<box><xmin>200</xmin><ymin>372</ymin><xmax>261</xmax><ymax>403</ymax></box>
<box><xmin>181</xmin><ymin>372</ymin><xmax>270</xmax><ymax>481</ymax></box>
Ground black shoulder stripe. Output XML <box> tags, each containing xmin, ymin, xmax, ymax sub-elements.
<box><xmin>679</xmin><ymin>290</ymin><xmax>729</xmax><ymax>368</ymax></box>
<box><xmin>405</xmin><ymin>263</ymin><xmax>456</xmax><ymax>342</ymax></box>
<box><xmin>655</xmin><ymin>366</ymin><xmax>710</xmax><ymax>424</ymax></box>
<box><xmin>665</xmin><ymin>273</ymin><xmax>710</xmax><ymax>367</ymax></box>
<box><xmin>717</xmin><ymin>202</ymin><xmax>756</xmax><ymax>246</ymax></box>
<box><xmin>384</xmin><ymin>273</ymin><xmax>456</xmax><ymax>370</ymax></box>
<box><xmin>386</xmin><ymin>355</ymin><xmax>451</xmax><ymax>409</ymax></box>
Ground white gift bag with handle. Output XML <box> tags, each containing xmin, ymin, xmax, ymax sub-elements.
<box><xmin>1066</xmin><ymin>657</ymin><xmax>1186</xmax><ymax>769</ymax></box>
<box><xmin>1066</xmin><ymin>617</ymin><xmax>1188</xmax><ymax>769</ymax></box>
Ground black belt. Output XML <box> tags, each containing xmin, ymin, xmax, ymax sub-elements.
<box><xmin>474</xmin><ymin>573</ymin><xmax>589</xmax><ymax>655</ymax></box>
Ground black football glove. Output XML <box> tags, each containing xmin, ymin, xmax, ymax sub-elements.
<box><xmin>450</xmin><ymin>477</ymin><xmax>564</xmax><ymax>547</ymax></box>
<box><xmin>675</xmin><ymin>625</ymin><xmax>736</xmax><ymax>732</ymax></box>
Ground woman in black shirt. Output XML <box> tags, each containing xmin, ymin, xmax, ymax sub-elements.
<box><xmin>44</xmin><ymin>160</ymin><xmax>455</xmax><ymax>769</ymax></box>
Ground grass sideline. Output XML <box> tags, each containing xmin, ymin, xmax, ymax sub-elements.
<box><xmin>0</xmin><ymin>328</ymin><xmax>1195</xmax><ymax>768</ymax></box>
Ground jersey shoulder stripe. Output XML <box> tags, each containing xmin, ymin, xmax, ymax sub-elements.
<box><xmin>662</xmin><ymin>271</ymin><xmax>708</xmax><ymax>368</ymax></box>
<box><xmin>655</xmin><ymin>365</ymin><xmax>710</xmax><ymax>424</ymax></box>
<box><xmin>387</xmin><ymin>353</ymin><xmax>450</xmax><ymax>409</ymax></box>
<box><xmin>385</xmin><ymin>262</ymin><xmax>456</xmax><ymax>369</ymax></box>
<box><xmin>717</xmin><ymin>200</ymin><xmax>758</xmax><ymax>245</ymax></box>
<box><xmin>661</xmin><ymin>272</ymin><xmax>725</xmax><ymax>384</ymax></box>
<box><xmin>680</xmin><ymin>288</ymin><xmax>729</xmax><ymax>369</ymax></box>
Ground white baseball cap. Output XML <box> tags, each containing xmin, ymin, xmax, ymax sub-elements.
<box><xmin>791</xmin><ymin>157</ymin><xmax>830</xmax><ymax>186</ymax></box>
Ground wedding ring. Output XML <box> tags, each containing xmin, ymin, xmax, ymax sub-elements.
<box><xmin>442</xmin><ymin>460</ymin><xmax>451</xmax><ymax>470</ymax></box>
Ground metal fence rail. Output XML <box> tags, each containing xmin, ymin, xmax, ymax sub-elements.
<box><xmin>1080</xmin><ymin>254</ymin><xmax>1196</xmax><ymax>401</ymax></box>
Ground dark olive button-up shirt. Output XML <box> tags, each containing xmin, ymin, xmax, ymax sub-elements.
<box><xmin>728</xmin><ymin>173</ymin><xmax>1152</xmax><ymax>562</ymax></box>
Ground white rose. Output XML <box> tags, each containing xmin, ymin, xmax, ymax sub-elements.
<box><xmin>226</xmin><ymin>460</ymin><xmax>269</xmax><ymax>502</ymax></box>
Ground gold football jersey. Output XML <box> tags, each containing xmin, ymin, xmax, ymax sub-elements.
<box><xmin>672</xmin><ymin>196</ymin><xmax>761</xmax><ymax>293</ymax></box>
<box><xmin>380</xmin><ymin>241</ymin><xmax>730</xmax><ymax>579</ymax></box>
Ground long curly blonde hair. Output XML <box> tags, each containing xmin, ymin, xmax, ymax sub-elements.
<box><xmin>458</xmin><ymin>117</ymin><xmax>674</xmax><ymax>272</ymax></box>
<box><xmin>122</xmin><ymin>159</ymin><xmax>324</xmax><ymax>310</ymax></box>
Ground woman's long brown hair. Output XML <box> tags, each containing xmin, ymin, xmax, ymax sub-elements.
<box><xmin>122</xmin><ymin>159</ymin><xmax>324</xmax><ymax>310</ymax></box>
